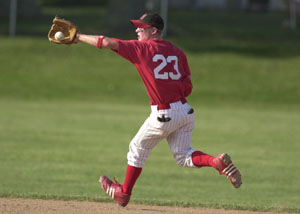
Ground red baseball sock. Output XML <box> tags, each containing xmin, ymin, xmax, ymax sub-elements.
<box><xmin>122</xmin><ymin>164</ymin><xmax>142</xmax><ymax>195</ymax></box>
<box><xmin>192</xmin><ymin>151</ymin><xmax>216</xmax><ymax>168</ymax></box>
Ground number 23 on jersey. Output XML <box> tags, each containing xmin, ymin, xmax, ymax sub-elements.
<box><xmin>153</xmin><ymin>54</ymin><xmax>181</xmax><ymax>80</ymax></box>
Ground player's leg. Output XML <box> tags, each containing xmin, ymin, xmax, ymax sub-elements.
<box><xmin>191</xmin><ymin>151</ymin><xmax>216</xmax><ymax>168</ymax></box>
<box><xmin>166</xmin><ymin>127</ymin><xmax>196</xmax><ymax>168</ymax></box>
<box><xmin>123</xmin><ymin>113</ymin><xmax>173</xmax><ymax>193</ymax></box>
<box><xmin>167</xmin><ymin>109</ymin><xmax>242</xmax><ymax>188</ymax></box>
<box><xmin>126</xmin><ymin>116</ymin><xmax>167</xmax><ymax>168</ymax></box>
<box><xmin>100</xmin><ymin>116</ymin><xmax>166</xmax><ymax>206</ymax></box>
<box><xmin>165</xmin><ymin>108</ymin><xmax>206</xmax><ymax>168</ymax></box>
<box><xmin>166</xmin><ymin>126</ymin><xmax>216</xmax><ymax>168</ymax></box>
<box><xmin>122</xmin><ymin>164</ymin><xmax>142</xmax><ymax>195</ymax></box>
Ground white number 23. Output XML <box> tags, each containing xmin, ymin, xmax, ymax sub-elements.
<box><xmin>153</xmin><ymin>54</ymin><xmax>181</xmax><ymax>80</ymax></box>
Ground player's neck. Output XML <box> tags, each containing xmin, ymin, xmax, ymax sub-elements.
<box><xmin>149</xmin><ymin>34</ymin><xmax>162</xmax><ymax>40</ymax></box>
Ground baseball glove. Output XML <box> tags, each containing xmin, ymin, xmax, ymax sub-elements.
<box><xmin>48</xmin><ymin>16</ymin><xmax>78</xmax><ymax>44</ymax></box>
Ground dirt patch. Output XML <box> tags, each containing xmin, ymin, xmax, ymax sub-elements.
<box><xmin>0</xmin><ymin>198</ymin><xmax>291</xmax><ymax>214</ymax></box>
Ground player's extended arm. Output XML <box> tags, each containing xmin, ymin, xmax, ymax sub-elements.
<box><xmin>76</xmin><ymin>33</ymin><xmax>119</xmax><ymax>51</ymax></box>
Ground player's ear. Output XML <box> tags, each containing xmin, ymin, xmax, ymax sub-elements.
<box><xmin>151</xmin><ymin>27</ymin><xmax>158</xmax><ymax>35</ymax></box>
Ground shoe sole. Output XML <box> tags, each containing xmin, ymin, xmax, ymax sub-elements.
<box><xmin>221</xmin><ymin>153</ymin><xmax>242</xmax><ymax>188</ymax></box>
<box><xmin>99</xmin><ymin>175</ymin><xmax>107</xmax><ymax>191</ymax></box>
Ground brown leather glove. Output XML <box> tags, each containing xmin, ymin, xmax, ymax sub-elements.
<box><xmin>48</xmin><ymin>17</ymin><xmax>78</xmax><ymax>44</ymax></box>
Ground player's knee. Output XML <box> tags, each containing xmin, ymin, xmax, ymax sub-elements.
<box><xmin>127</xmin><ymin>144</ymin><xmax>150</xmax><ymax>168</ymax></box>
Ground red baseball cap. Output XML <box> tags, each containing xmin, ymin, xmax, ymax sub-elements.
<box><xmin>130</xmin><ymin>13</ymin><xmax>164</xmax><ymax>30</ymax></box>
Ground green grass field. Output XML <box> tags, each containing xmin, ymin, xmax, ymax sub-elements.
<box><xmin>1</xmin><ymin>9</ymin><xmax>300</xmax><ymax>213</ymax></box>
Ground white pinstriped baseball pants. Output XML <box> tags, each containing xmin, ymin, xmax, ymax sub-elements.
<box><xmin>127</xmin><ymin>101</ymin><xmax>197</xmax><ymax>168</ymax></box>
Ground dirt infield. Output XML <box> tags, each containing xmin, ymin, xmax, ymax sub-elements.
<box><xmin>0</xmin><ymin>198</ymin><xmax>293</xmax><ymax>214</ymax></box>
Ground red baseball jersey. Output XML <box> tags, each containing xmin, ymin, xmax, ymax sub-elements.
<box><xmin>113</xmin><ymin>38</ymin><xmax>193</xmax><ymax>105</ymax></box>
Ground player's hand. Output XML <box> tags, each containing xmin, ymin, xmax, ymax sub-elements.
<box><xmin>48</xmin><ymin>16</ymin><xmax>78</xmax><ymax>45</ymax></box>
<box><xmin>72</xmin><ymin>32</ymin><xmax>80</xmax><ymax>44</ymax></box>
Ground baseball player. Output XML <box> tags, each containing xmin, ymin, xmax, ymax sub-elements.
<box><xmin>74</xmin><ymin>13</ymin><xmax>242</xmax><ymax>207</ymax></box>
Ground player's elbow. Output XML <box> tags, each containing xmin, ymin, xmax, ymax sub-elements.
<box><xmin>102</xmin><ymin>38</ymin><xmax>119</xmax><ymax>51</ymax></box>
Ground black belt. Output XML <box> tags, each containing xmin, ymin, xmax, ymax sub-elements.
<box><xmin>157</xmin><ymin>108</ymin><xmax>194</xmax><ymax>123</ymax></box>
<box><xmin>157</xmin><ymin>115</ymin><xmax>171</xmax><ymax>122</ymax></box>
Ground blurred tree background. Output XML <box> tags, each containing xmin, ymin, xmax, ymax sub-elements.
<box><xmin>0</xmin><ymin>0</ymin><xmax>41</xmax><ymax>17</ymax></box>
<box><xmin>0</xmin><ymin>0</ymin><xmax>146</xmax><ymax>35</ymax></box>
<box><xmin>36</xmin><ymin>0</ymin><xmax>108</xmax><ymax>6</ymax></box>
<box><xmin>1</xmin><ymin>0</ymin><xmax>300</xmax><ymax>37</ymax></box>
